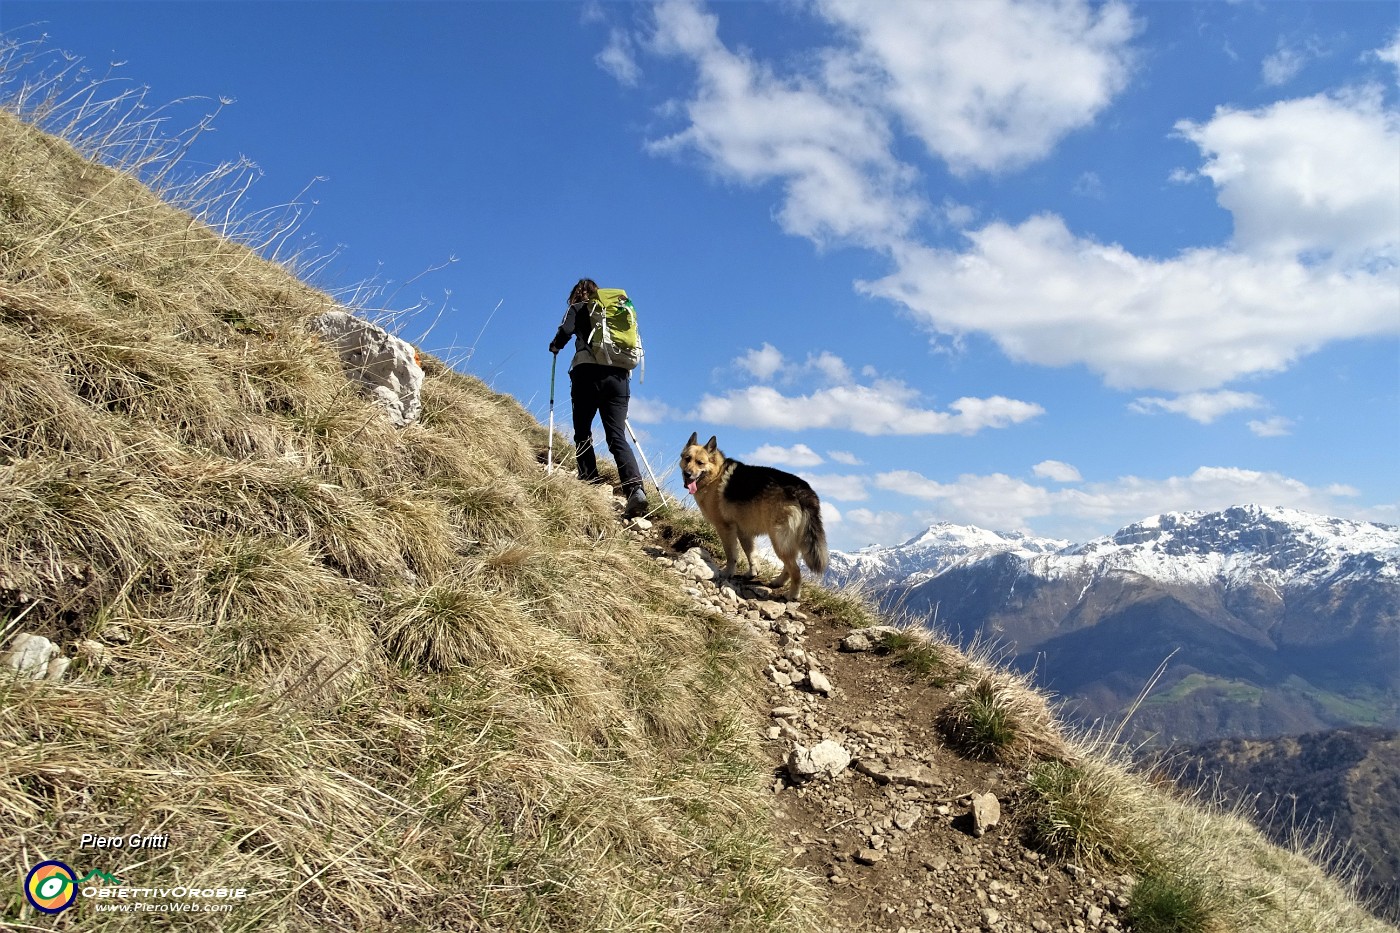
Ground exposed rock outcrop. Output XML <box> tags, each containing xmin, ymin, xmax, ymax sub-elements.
<box><xmin>310</xmin><ymin>310</ymin><xmax>424</xmax><ymax>427</ymax></box>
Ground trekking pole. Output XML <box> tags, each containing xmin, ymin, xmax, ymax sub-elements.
<box><xmin>625</xmin><ymin>418</ymin><xmax>665</xmax><ymax>503</ymax></box>
<box><xmin>547</xmin><ymin>351</ymin><xmax>558</xmax><ymax>475</ymax></box>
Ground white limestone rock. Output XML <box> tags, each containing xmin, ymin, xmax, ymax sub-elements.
<box><xmin>4</xmin><ymin>633</ymin><xmax>61</xmax><ymax>681</ymax></box>
<box><xmin>310</xmin><ymin>310</ymin><xmax>424</xmax><ymax>427</ymax></box>
<box><xmin>786</xmin><ymin>739</ymin><xmax>852</xmax><ymax>781</ymax></box>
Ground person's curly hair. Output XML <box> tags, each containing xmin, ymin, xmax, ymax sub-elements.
<box><xmin>568</xmin><ymin>278</ymin><xmax>599</xmax><ymax>307</ymax></box>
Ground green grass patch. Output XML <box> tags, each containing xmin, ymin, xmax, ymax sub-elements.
<box><xmin>879</xmin><ymin>630</ymin><xmax>958</xmax><ymax>684</ymax></box>
<box><xmin>1124</xmin><ymin>867</ymin><xmax>1216</xmax><ymax>933</ymax></box>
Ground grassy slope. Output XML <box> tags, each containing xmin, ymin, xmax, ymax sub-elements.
<box><xmin>0</xmin><ymin>105</ymin><xmax>816</xmax><ymax>931</ymax></box>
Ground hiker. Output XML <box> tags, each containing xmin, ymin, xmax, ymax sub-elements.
<box><xmin>549</xmin><ymin>277</ymin><xmax>649</xmax><ymax>518</ymax></box>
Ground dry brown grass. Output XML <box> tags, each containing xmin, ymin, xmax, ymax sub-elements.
<box><xmin>0</xmin><ymin>44</ymin><xmax>818</xmax><ymax>932</ymax></box>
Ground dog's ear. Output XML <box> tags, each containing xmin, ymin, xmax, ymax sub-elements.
<box><xmin>685</xmin><ymin>431</ymin><xmax>698</xmax><ymax>448</ymax></box>
<box><xmin>705</xmin><ymin>436</ymin><xmax>718</xmax><ymax>451</ymax></box>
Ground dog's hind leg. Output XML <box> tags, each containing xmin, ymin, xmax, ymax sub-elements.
<box><xmin>770</xmin><ymin>552</ymin><xmax>802</xmax><ymax>599</ymax></box>
<box><xmin>737</xmin><ymin>531</ymin><xmax>757</xmax><ymax>578</ymax></box>
<box><xmin>717</xmin><ymin>523</ymin><xmax>742</xmax><ymax>579</ymax></box>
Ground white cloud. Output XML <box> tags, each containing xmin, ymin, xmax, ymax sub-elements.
<box><xmin>873</xmin><ymin>464</ymin><xmax>1369</xmax><ymax>538</ymax></box>
<box><xmin>1247</xmin><ymin>415</ymin><xmax>1295</xmax><ymax>437</ymax></box>
<box><xmin>1176</xmin><ymin>90</ymin><xmax>1400</xmax><ymax>263</ymax></box>
<box><xmin>828</xmin><ymin>450</ymin><xmax>864</xmax><ymax>466</ymax></box>
<box><xmin>866</xmin><ymin>214</ymin><xmax>1399</xmax><ymax>391</ymax></box>
<box><xmin>597</xmin><ymin>28</ymin><xmax>641</xmax><ymax>86</ymax></box>
<box><xmin>1128</xmin><ymin>390</ymin><xmax>1265</xmax><ymax>424</ymax></box>
<box><xmin>623</xmin><ymin>2</ymin><xmax>1399</xmax><ymax>393</ymax></box>
<box><xmin>815</xmin><ymin>0</ymin><xmax>1139</xmax><ymax>175</ymax></box>
<box><xmin>736</xmin><ymin>343</ymin><xmax>786</xmax><ymax>381</ymax></box>
<box><xmin>874</xmin><ymin>470</ymin><xmax>1054</xmax><ymax>531</ymax></box>
<box><xmin>734</xmin><ymin>345</ymin><xmax>857</xmax><ymax>385</ymax></box>
<box><xmin>639</xmin><ymin>0</ymin><xmax>1136</xmax><ymax>246</ymax></box>
<box><xmin>808</xmin><ymin>473</ymin><xmax>869</xmax><ymax>502</ymax></box>
<box><xmin>1262</xmin><ymin>40</ymin><xmax>1310</xmax><ymax>87</ymax></box>
<box><xmin>644</xmin><ymin>0</ymin><xmax>922</xmax><ymax>248</ymax></box>
<box><xmin>1376</xmin><ymin>29</ymin><xmax>1400</xmax><ymax>79</ymax></box>
<box><xmin>745</xmin><ymin>443</ymin><xmax>824</xmax><ymax>468</ymax></box>
<box><xmin>628</xmin><ymin>396</ymin><xmax>685</xmax><ymax>424</ymax></box>
<box><xmin>694</xmin><ymin>382</ymin><xmax>1043</xmax><ymax>436</ymax></box>
<box><xmin>700</xmin><ymin>347</ymin><xmax>1043</xmax><ymax>436</ymax></box>
<box><xmin>1033</xmin><ymin>460</ymin><xmax>1082</xmax><ymax>482</ymax></box>
<box><xmin>807</xmin><ymin>350</ymin><xmax>853</xmax><ymax>384</ymax></box>
<box><xmin>837</xmin><ymin>507</ymin><xmax>925</xmax><ymax>550</ymax></box>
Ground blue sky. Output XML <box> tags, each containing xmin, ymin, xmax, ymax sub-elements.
<box><xmin>2</xmin><ymin>1</ymin><xmax>1396</xmax><ymax>551</ymax></box>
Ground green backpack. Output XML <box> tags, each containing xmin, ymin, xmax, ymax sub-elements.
<box><xmin>586</xmin><ymin>287</ymin><xmax>644</xmax><ymax>373</ymax></box>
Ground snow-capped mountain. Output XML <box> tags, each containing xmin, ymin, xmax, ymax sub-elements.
<box><xmin>1047</xmin><ymin>505</ymin><xmax>1400</xmax><ymax>588</ymax></box>
<box><xmin>830</xmin><ymin>505</ymin><xmax>1400</xmax><ymax>747</ymax></box>
<box><xmin>829</xmin><ymin>505</ymin><xmax>1400</xmax><ymax>592</ymax></box>
<box><xmin>828</xmin><ymin>523</ymin><xmax>1069</xmax><ymax>588</ymax></box>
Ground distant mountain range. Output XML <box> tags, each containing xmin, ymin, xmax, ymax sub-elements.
<box><xmin>1168</xmin><ymin>727</ymin><xmax>1400</xmax><ymax>922</ymax></box>
<box><xmin>829</xmin><ymin>505</ymin><xmax>1400</xmax><ymax>748</ymax></box>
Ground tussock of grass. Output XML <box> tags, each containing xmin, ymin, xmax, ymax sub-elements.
<box><xmin>1025</xmin><ymin>757</ymin><xmax>1156</xmax><ymax>869</ymax></box>
<box><xmin>0</xmin><ymin>46</ymin><xmax>818</xmax><ymax>932</ymax></box>
<box><xmin>1125</xmin><ymin>867</ymin><xmax>1215</xmax><ymax>933</ymax></box>
<box><xmin>797</xmin><ymin>580</ymin><xmax>882</xmax><ymax>630</ymax></box>
<box><xmin>878</xmin><ymin>629</ymin><xmax>960</xmax><ymax>683</ymax></box>
<box><xmin>937</xmin><ymin>671</ymin><xmax>1066</xmax><ymax>765</ymax></box>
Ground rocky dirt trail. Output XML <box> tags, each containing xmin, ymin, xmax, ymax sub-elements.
<box><xmin>630</xmin><ymin>513</ymin><xmax>1137</xmax><ymax>933</ymax></box>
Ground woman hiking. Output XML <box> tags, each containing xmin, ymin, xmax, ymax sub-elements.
<box><xmin>548</xmin><ymin>277</ymin><xmax>649</xmax><ymax>518</ymax></box>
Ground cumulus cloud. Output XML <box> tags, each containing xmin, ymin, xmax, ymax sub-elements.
<box><xmin>837</xmin><ymin>507</ymin><xmax>927</xmax><ymax>549</ymax></box>
<box><xmin>644</xmin><ymin>0</ymin><xmax>923</xmax><ymax>248</ymax></box>
<box><xmin>815</xmin><ymin>0</ymin><xmax>1138</xmax><ymax>175</ymax></box>
<box><xmin>873</xmin><ymin>464</ymin><xmax>1369</xmax><ymax>538</ymax></box>
<box><xmin>639</xmin><ymin>0</ymin><xmax>1135</xmax><ymax>245</ymax></box>
<box><xmin>875</xmin><ymin>470</ymin><xmax>1054</xmax><ymax>531</ymax></box>
<box><xmin>746</xmin><ymin>443</ymin><xmax>824</xmax><ymax>468</ymax></box>
<box><xmin>617</xmin><ymin>2</ymin><xmax>1399</xmax><ymax>393</ymax></box>
<box><xmin>865</xmin><ymin>215</ymin><xmax>1398</xmax><ymax>391</ymax></box>
<box><xmin>732</xmin><ymin>344</ymin><xmax>856</xmax><ymax>385</ymax></box>
<box><xmin>807</xmin><ymin>350</ymin><xmax>853</xmax><ymax>384</ymax></box>
<box><xmin>1128</xmin><ymin>390</ymin><xmax>1265</xmax><ymax>423</ymax></box>
<box><xmin>808</xmin><ymin>473</ymin><xmax>869</xmax><ymax>502</ymax></box>
<box><xmin>736</xmin><ymin>343</ymin><xmax>786</xmax><ymax>381</ymax></box>
<box><xmin>1034</xmin><ymin>460</ymin><xmax>1082</xmax><ymax>482</ymax></box>
<box><xmin>882</xmin><ymin>85</ymin><xmax>1400</xmax><ymax>389</ymax></box>
<box><xmin>1247</xmin><ymin>415</ymin><xmax>1295</xmax><ymax>437</ymax></box>
<box><xmin>628</xmin><ymin>396</ymin><xmax>685</xmax><ymax>424</ymax></box>
<box><xmin>1176</xmin><ymin>90</ymin><xmax>1400</xmax><ymax>263</ymax></box>
<box><xmin>828</xmin><ymin>450</ymin><xmax>864</xmax><ymax>466</ymax></box>
<box><xmin>694</xmin><ymin>382</ymin><xmax>1043</xmax><ymax>436</ymax></box>
<box><xmin>696</xmin><ymin>347</ymin><xmax>1044</xmax><ymax>435</ymax></box>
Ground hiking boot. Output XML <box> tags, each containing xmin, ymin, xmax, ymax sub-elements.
<box><xmin>623</xmin><ymin>488</ymin><xmax>649</xmax><ymax>518</ymax></box>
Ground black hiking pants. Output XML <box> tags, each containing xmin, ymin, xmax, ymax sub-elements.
<box><xmin>569</xmin><ymin>363</ymin><xmax>642</xmax><ymax>493</ymax></box>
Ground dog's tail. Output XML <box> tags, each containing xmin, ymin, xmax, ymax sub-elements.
<box><xmin>797</xmin><ymin>487</ymin><xmax>829</xmax><ymax>575</ymax></box>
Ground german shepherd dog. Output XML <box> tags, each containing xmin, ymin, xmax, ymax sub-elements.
<box><xmin>679</xmin><ymin>433</ymin><xmax>828</xmax><ymax>599</ymax></box>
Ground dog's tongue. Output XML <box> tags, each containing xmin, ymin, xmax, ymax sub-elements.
<box><xmin>686</xmin><ymin>479</ymin><xmax>698</xmax><ymax>495</ymax></box>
